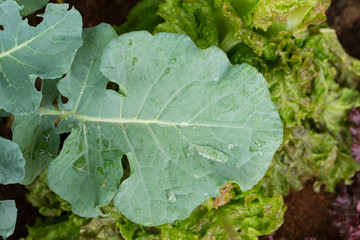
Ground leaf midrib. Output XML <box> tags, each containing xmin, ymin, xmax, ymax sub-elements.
<box><xmin>38</xmin><ymin>107</ymin><xmax>280</xmax><ymax>132</ymax></box>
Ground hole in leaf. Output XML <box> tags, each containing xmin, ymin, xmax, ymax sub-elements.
<box><xmin>61</xmin><ymin>95</ymin><xmax>68</xmax><ymax>104</ymax></box>
<box><xmin>120</xmin><ymin>155</ymin><xmax>130</xmax><ymax>183</ymax></box>
<box><xmin>52</xmin><ymin>96</ymin><xmax>60</xmax><ymax>111</ymax></box>
<box><xmin>34</xmin><ymin>77</ymin><xmax>42</xmax><ymax>91</ymax></box>
<box><xmin>106</xmin><ymin>81</ymin><xmax>120</xmax><ymax>92</ymax></box>
<box><xmin>53</xmin><ymin>117</ymin><xmax>61</xmax><ymax>127</ymax></box>
<box><xmin>0</xmin><ymin>25</ymin><xmax>4</xmax><ymax>31</ymax></box>
<box><xmin>0</xmin><ymin>115</ymin><xmax>13</xmax><ymax>140</ymax></box>
<box><xmin>59</xmin><ymin>132</ymin><xmax>70</xmax><ymax>152</ymax></box>
<box><xmin>25</xmin><ymin>6</ymin><xmax>46</xmax><ymax>27</ymax></box>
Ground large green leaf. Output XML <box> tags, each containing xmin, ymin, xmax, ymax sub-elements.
<box><xmin>0</xmin><ymin>137</ymin><xmax>25</xmax><ymax>184</ymax></box>
<box><xmin>47</xmin><ymin>28</ymin><xmax>282</xmax><ymax>226</ymax></box>
<box><xmin>12</xmin><ymin>80</ymin><xmax>60</xmax><ymax>185</ymax></box>
<box><xmin>0</xmin><ymin>200</ymin><xmax>17</xmax><ymax>239</ymax></box>
<box><xmin>0</xmin><ymin>1</ymin><xmax>82</xmax><ymax>115</ymax></box>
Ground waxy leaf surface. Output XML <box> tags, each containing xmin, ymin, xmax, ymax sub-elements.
<box><xmin>0</xmin><ymin>200</ymin><xmax>17</xmax><ymax>239</ymax></box>
<box><xmin>12</xmin><ymin>80</ymin><xmax>60</xmax><ymax>184</ymax></box>
<box><xmin>48</xmin><ymin>29</ymin><xmax>282</xmax><ymax>226</ymax></box>
<box><xmin>0</xmin><ymin>1</ymin><xmax>82</xmax><ymax>115</ymax></box>
<box><xmin>0</xmin><ymin>137</ymin><xmax>25</xmax><ymax>184</ymax></box>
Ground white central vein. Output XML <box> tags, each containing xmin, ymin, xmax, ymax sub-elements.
<box><xmin>38</xmin><ymin>107</ymin><xmax>280</xmax><ymax>132</ymax></box>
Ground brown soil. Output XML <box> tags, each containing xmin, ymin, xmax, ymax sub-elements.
<box><xmin>327</xmin><ymin>0</ymin><xmax>360</xmax><ymax>59</ymax></box>
<box><xmin>56</xmin><ymin>0</ymin><xmax>141</xmax><ymax>28</ymax></box>
<box><xmin>1</xmin><ymin>0</ymin><xmax>359</xmax><ymax>239</ymax></box>
<box><xmin>270</xmin><ymin>181</ymin><xmax>341</xmax><ymax>240</ymax></box>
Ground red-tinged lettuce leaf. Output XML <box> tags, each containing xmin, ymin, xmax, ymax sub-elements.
<box><xmin>349</xmin><ymin>107</ymin><xmax>360</xmax><ymax>163</ymax></box>
<box><xmin>330</xmin><ymin>172</ymin><xmax>360</xmax><ymax>240</ymax></box>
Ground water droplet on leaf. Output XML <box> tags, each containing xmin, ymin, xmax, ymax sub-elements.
<box><xmin>179</xmin><ymin>122</ymin><xmax>189</xmax><ymax>127</ymax></box>
<box><xmin>197</xmin><ymin>146</ymin><xmax>229</xmax><ymax>164</ymax></box>
<box><xmin>166</xmin><ymin>190</ymin><xmax>177</xmax><ymax>204</ymax></box>
<box><xmin>227</xmin><ymin>143</ymin><xmax>234</xmax><ymax>149</ymax></box>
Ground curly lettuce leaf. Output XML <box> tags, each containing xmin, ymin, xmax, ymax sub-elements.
<box><xmin>155</xmin><ymin>0</ymin><xmax>219</xmax><ymax>49</ymax></box>
<box><xmin>25</xmin><ymin>177</ymin><xmax>284</xmax><ymax>239</ymax></box>
<box><xmin>262</xmin><ymin>126</ymin><xmax>360</xmax><ymax>195</ymax></box>
<box><xmin>26</xmin><ymin>171</ymin><xmax>71</xmax><ymax>217</ymax></box>
<box><xmin>24</xmin><ymin>214</ymin><xmax>88</xmax><ymax>240</ymax></box>
<box><xmin>115</xmin><ymin>0</ymin><xmax>164</xmax><ymax>35</ymax></box>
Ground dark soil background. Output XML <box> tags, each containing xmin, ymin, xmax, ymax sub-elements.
<box><xmin>1</xmin><ymin>0</ymin><xmax>360</xmax><ymax>239</ymax></box>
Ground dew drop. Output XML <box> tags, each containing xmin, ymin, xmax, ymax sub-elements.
<box><xmin>197</xmin><ymin>146</ymin><xmax>229</xmax><ymax>164</ymax></box>
<box><xmin>194</xmin><ymin>174</ymin><xmax>199</xmax><ymax>179</ymax></box>
<box><xmin>135</xmin><ymin>208</ymin><xmax>140</xmax><ymax>213</ymax></box>
<box><xmin>204</xmin><ymin>193</ymin><xmax>208</xmax><ymax>196</ymax></box>
<box><xmin>227</xmin><ymin>144</ymin><xmax>234</xmax><ymax>150</ymax></box>
<box><xmin>166</xmin><ymin>190</ymin><xmax>177</xmax><ymax>204</ymax></box>
<box><xmin>157</xmin><ymin>200</ymin><xmax>161</xmax><ymax>204</ymax></box>
<box><xmin>90</xmin><ymin>59</ymin><xmax>96</xmax><ymax>64</ymax></box>
<box><xmin>214</xmin><ymin>77</ymin><xmax>219</xmax><ymax>82</ymax></box>
<box><xmin>179</xmin><ymin>122</ymin><xmax>189</xmax><ymax>127</ymax></box>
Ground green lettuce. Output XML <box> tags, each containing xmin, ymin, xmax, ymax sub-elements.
<box><xmin>22</xmin><ymin>215</ymin><xmax>88</xmax><ymax>240</ymax></box>
<box><xmin>25</xmin><ymin>178</ymin><xmax>285</xmax><ymax>240</ymax></box>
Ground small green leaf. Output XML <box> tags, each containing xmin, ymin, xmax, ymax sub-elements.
<box><xmin>0</xmin><ymin>137</ymin><xmax>25</xmax><ymax>184</ymax></box>
<box><xmin>0</xmin><ymin>1</ymin><xmax>83</xmax><ymax>115</ymax></box>
<box><xmin>0</xmin><ymin>200</ymin><xmax>17</xmax><ymax>240</ymax></box>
